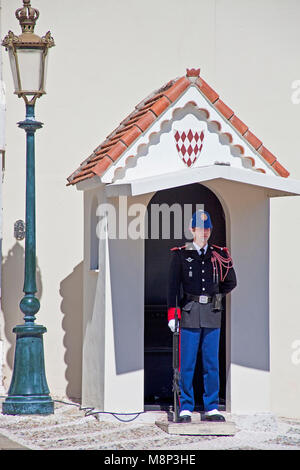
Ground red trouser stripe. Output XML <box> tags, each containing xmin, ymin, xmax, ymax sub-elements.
<box><xmin>178</xmin><ymin>325</ymin><xmax>181</xmax><ymax>407</ymax></box>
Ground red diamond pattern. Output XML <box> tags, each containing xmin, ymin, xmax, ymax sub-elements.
<box><xmin>173</xmin><ymin>129</ymin><xmax>205</xmax><ymax>167</ymax></box>
<box><xmin>187</xmin><ymin>130</ymin><xmax>193</xmax><ymax>142</ymax></box>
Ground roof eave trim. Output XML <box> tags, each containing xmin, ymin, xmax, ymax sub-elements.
<box><xmin>105</xmin><ymin>165</ymin><xmax>300</xmax><ymax>198</ymax></box>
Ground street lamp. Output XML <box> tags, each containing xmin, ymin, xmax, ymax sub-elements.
<box><xmin>2</xmin><ymin>1</ymin><xmax>55</xmax><ymax>415</ymax></box>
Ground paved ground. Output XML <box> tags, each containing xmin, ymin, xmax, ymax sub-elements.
<box><xmin>0</xmin><ymin>397</ymin><xmax>300</xmax><ymax>450</ymax></box>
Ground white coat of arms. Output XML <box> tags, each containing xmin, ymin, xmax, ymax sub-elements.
<box><xmin>174</xmin><ymin>129</ymin><xmax>205</xmax><ymax>167</ymax></box>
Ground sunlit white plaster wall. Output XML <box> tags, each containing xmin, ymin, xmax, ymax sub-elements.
<box><xmin>0</xmin><ymin>0</ymin><xmax>300</xmax><ymax>417</ymax></box>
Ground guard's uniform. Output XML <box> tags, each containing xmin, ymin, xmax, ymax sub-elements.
<box><xmin>167</xmin><ymin>242</ymin><xmax>237</xmax><ymax>328</ymax></box>
<box><xmin>167</xmin><ymin>238</ymin><xmax>237</xmax><ymax>414</ymax></box>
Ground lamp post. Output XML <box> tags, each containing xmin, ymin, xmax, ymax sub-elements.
<box><xmin>2</xmin><ymin>1</ymin><xmax>55</xmax><ymax>415</ymax></box>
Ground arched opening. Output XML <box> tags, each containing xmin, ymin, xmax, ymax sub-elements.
<box><xmin>144</xmin><ymin>182</ymin><xmax>226</xmax><ymax>410</ymax></box>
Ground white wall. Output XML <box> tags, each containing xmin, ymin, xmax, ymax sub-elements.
<box><xmin>82</xmin><ymin>188</ymin><xmax>153</xmax><ymax>412</ymax></box>
<box><xmin>82</xmin><ymin>180</ymin><xmax>271</xmax><ymax>414</ymax></box>
<box><xmin>0</xmin><ymin>0</ymin><xmax>5</xmax><ymax>394</ymax></box>
<box><xmin>205</xmin><ymin>180</ymin><xmax>271</xmax><ymax>413</ymax></box>
<box><xmin>1</xmin><ymin>0</ymin><xmax>300</xmax><ymax>416</ymax></box>
<box><xmin>0</xmin><ymin>0</ymin><xmax>4</xmax><ymax>153</ymax></box>
<box><xmin>82</xmin><ymin>187</ymin><xmax>106</xmax><ymax>409</ymax></box>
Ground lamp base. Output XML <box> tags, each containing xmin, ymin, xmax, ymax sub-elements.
<box><xmin>2</xmin><ymin>323</ymin><xmax>54</xmax><ymax>416</ymax></box>
<box><xmin>2</xmin><ymin>396</ymin><xmax>54</xmax><ymax>415</ymax></box>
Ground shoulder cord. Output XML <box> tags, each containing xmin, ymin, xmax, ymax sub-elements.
<box><xmin>211</xmin><ymin>245</ymin><xmax>233</xmax><ymax>282</ymax></box>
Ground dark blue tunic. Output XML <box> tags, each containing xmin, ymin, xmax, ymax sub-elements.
<box><xmin>167</xmin><ymin>242</ymin><xmax>237</xmax><ymax>328</ymax></box>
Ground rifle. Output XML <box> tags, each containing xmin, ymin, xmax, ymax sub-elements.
<box><xmin>172</xmin><ymin>298</ymin><xmax>181</xmax><ymax>423</ymax></box>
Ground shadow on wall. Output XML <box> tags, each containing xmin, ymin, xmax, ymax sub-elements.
<box><xmin>60</xmin><ymin>261</ymin><xmax>83</xmax><ymax>403</ymax></box>
<box><xmin>1</xmin><ymin>242</ymin><xmax>42</xmax><ymax>388</ymax></box>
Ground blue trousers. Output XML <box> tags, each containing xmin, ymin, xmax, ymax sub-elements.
<box><xmin>179</xmin><ymin>327</ymin><xmax>221</xmax><ymax>412</ymax></box>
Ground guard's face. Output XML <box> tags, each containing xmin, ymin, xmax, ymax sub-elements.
<box><xmin>191</xmin><ymin>227</ymin><xmax>211</xmax><ymax>245</ymax></box>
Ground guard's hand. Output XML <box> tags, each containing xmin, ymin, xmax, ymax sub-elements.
<box><xmin>168</xmin><ymin>319</ymin><xmax>175</xmax><ymax>332</ymax></box>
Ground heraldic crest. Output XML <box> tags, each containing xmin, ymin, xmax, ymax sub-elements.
<box><xmin>173</xmin><ymin>129</ymin><xmax>205</xmax><ymax>167</ymax></box>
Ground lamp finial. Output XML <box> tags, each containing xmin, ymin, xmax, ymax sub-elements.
<box><xmin>15</xmin><ymin>0</ymin><xmax>40</xmax><ymax>34</ymax></box>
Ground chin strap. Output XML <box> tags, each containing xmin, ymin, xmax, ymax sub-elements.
<box><xmin>211</xmin><ymin>245</ymin><xmax>233</xmax><ymax>282</ymax></box>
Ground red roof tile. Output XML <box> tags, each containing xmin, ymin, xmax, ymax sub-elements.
<box><xmin>258</xmin><ymin>145</ymin><xmax>277</xmax><ymax>165</ymax></box>
<box><xmin>196</xmin><ymin>77</ymin><xmax>219</xmax><ymax>103</ymax></box>
<box><xmin>163</xmin><ymin>76</ymin><xmax>190</xmax><ymax>102</ymax></box>
<box><xmin>243</xmin><ymin>130</ymin><xmax>262</xmax><ymax>150</ymax></box>
<box><xmin>214</xmin><ymin>99</ymin><xmax>234</xmax><ymax>120</ymax></box>
<box><xmin>271</xmin><ymin>160</ymin><xmax>290</xmax><ymax>178</ymax></box>
<box><xmin>67</xmin><ymin>69</ymin><xmax>290</xmax><ymax>186</ymax></box>
<box><xmin>229</xmin><ymin>114</ymin><xmax>248</xmax><ymax>136</ymax></box>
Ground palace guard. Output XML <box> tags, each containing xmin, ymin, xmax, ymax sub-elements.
<box><xmin>167</xmin><ymin>209</ymin><xmax>237</xmax><ymax>422</ymax></box>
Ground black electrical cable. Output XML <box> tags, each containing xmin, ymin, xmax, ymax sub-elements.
<box><xmin>53</xmin><ymin>399</ymin><xmax>145</xmax><ymax>423</ymax></box>
<box><xmin>0</xmin><ymin>396</ymin><xmax>145</xmax><ymax>422</ymax></box>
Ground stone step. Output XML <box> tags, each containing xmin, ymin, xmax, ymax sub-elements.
<box><xmin>155</xmin><ymin>420</ymin><xmax>237</xmax><ymax>436</ymax></box>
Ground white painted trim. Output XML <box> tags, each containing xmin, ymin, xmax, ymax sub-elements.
<box><xmin>105</xmin><ymin>165</ymin><xmax>300</xmax><ymax>198</ymax></box>
<box><xmin>101</xmin><ymin>87</ymin><xmax>279</xmax><ymax>184</ymax></box>
<box><xmin>75</xmin><ymin>175</ymin><xmax>102</xmax><ymax>192</ymax></box>
<box><xmin>73</xmin><ymin>86</ymin><xmax>293</xmax><ymax>193</ymax></box>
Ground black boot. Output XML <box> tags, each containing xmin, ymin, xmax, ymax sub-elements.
<box><xmin>179</xmin><ymin>415</ymin><xmax>191</xmax><ymax>423</ymax></box>
<box><xmin>202</xmin><ymin>410</ymin><xmax>225</xmax><ymax>422</ymax></box>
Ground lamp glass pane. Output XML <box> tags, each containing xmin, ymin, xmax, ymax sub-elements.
<box><xmin>16</xmin><ymin>48</ymin><xmax>44</xmax><ymax>93</ymax></box>
<box><xmin>8</xmin><ymin>48</ymin><xmax>20</xmax><ymax>93</ymax></box>
<box><xmin>43</xmin><ymin>53</ymin><xmax>49</xmax><ymax>91</ymax></box>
